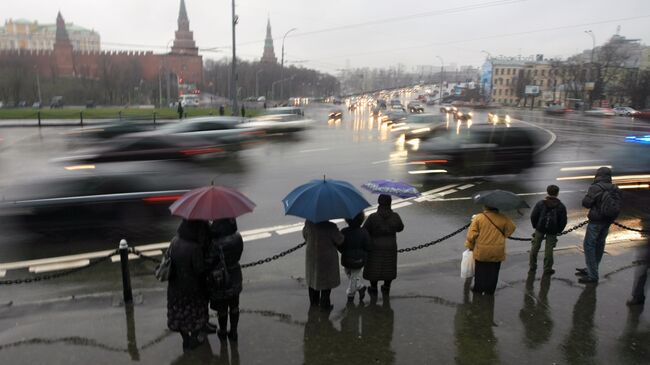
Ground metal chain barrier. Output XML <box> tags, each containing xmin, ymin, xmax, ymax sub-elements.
<box><xmin>129</xmin><ymin>248</ymin><xmax>162</xmax><ymax>264</ymax></box>
<box><xmin>0</xmin><ymin>249</ymin><xmax>118</xmax><ymax>285</ymax></box>
<box><xmin>397</xmin><ymin>223</ymin><xmax>471</xmax><ymax>253</ymax></box>
<box><xmin>508</xmin><ymin>220</ymin><xmax>590</xmax><ymax>242</ymax></box>
<box><xmin>241</xmin><ymin>242</ymin><xmax>307</xmax><ymax>268</ymax></box>
<box><xmin>613</xmin><ymin>221</ymin><xmax>650</xmax><ymax>234</ymax></box>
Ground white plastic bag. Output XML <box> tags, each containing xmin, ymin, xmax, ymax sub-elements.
<box><xmin>460</xmin><ymin>249</ymin><xmax>475</xmax><ymax>279</ymax></box>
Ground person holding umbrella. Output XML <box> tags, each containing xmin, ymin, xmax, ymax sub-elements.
<box><xmin>206</xmin><ymin>218</ymin><xmax>244</xmax><ymax>342</ymax></box>
<box><xmin>283</xmin><ymin>177</ymin><xmax>371</xmax><ymax>309</ymax></box>
<box><xmin>166</xmin><ymin>219</ymin><xmax>211</xmax><ymax>352</ymax></box>
<box><xmin>466</xmin><ymin>190</ymin><xmax>520</xmax><ymax>295</ymax></box>
<box><xmin>359</xmin><ymin>180</ymin><xmax>416</xmax><ymax>296</ymax></box>
<box><xmin>168</xmin><ymin>184</ymin><xmax>256</xmax><ymax>345</ymax></box>
<box><xmin>363</xmin><ymin>194</ymin><xmax>405</xmax><ymax>295</ymax></box>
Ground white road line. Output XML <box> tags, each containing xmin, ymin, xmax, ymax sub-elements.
<box><xmin>241</xmin><ymin>224</ymin><xmax>297</xmax><ymax>236</ymax></box>
<box><xmin>29</xmin><ymin>259</ymin><xmax>90</xmax><ymax>274</ymax></box>
<box><xmin>0</xmin><ymin>249</ymin><xmax>116</xmax><ymax>271</ymax></box>
<box><xmin>110</xmin><ymin>254</ymin><xmax>139</xmax><ymax>263</ymax></box>
<box><xmin>299</xmin><ymin>148</ymin><xmax>330</xmax><ymax>153</ymax></box>
<box><xmin>456</xmin><ymin>184</ymin><xmax>474</xmax><ymax>190</ymax></box>
<box><xmin>243</xmin><ymin>232</ymin><xmax>273</xmax><ymax>241</ymax></box>
<box><xmin>514</xmin><ymin>118</ymin><xmax>556</xmax><ymax>155</ymax></box>
<box><xmin>538</xmin><ymin>159</ymin><xmax>605</xmax><ymax>165</ymax></box>
<box><xmin>420</xmin><ymin>184</ymin><xmax>459</xmax><ymax>196</ymax></box>
<box><xmin>371</xmin><ymin>159</ymin><xmax>392</xmax><ymax>165</ymax></box>
<box><xmin>391</xmin><ymin>201</ymin><xmax>413</xmax><ymax>209</ymax></box>
<box><xmin>276</xmin><ymin>225</ymin><xmax>304</xmax><ymax>235</ymax></box>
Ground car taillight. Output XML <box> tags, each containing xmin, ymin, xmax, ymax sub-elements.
<box><xmin>142</xmin><ymin>195</ymin><xmax>182</xmax><ymax>203</ymax></box>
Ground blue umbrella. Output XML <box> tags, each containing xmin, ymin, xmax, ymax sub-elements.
<box><xmin>362</xmin><ymin>179</ymin><xmax>420</xmax><ymax>198</ymax></box>
<box><xmin>283</xmin><ymin>178</ymin><xmax>371</xmax><ymax>222</ymax></box>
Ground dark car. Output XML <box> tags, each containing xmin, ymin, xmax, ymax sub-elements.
<box><xmin>57</xmin><ymin>134</ymin><xmax>226</xmax><ymax>164</ymax></box>
<box><xmin>407</xmin><ymin>101</ymin><xmax>425</xmax><ymax>113</ymax></box>
<box><xmin>544</xmin><ymin>104</ymin><xmax>570</xmax><ymax>115</ymax></box>
<box><xmin>487</xmin><ymin>110</ymin><xmax>511</xmax><ymax>125</ymax></box>
<box><xmin>66</xmin><ymin>120</ymin><xmax>155</xmax><ymax>140</ymax></box>
<box><xmin>328</xmin><ymin>111</ymin><xmax>343</xmax><ymax>120</ymax></box>
<box><xmin>407</xmin><ymin>124</ymin><xmax>536</xmax><ymax>175</ymax></box>
<box><xmin>0</xmin><ymin>163</ymin><xmax>195</xmax><ymax>235</ymax></box>
<box><xmin>453</xmin><ymin>109</ymin><xmax>473</xmax><ymax>121</ymax></box>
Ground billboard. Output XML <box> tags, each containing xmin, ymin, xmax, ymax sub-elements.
<box><xmin>525</xmin><ymin>85</ymin><xmax>540</xmax><ymax>95</ymax></box>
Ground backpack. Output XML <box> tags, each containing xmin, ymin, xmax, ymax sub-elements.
<box><xmin>597</xmin><ymin>183</ymin><xmax>622</xmax><ymax>219</ymax></box>
<box><xmin>537</xmin><ymin>205</ymin><xmax>559</xmax><ymax>233</ymax></box>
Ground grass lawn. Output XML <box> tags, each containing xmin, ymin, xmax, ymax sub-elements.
<box><xmin>0</xmin><ymin>107</ymin><xmax>260</xmax><ymax>120</ymax></box>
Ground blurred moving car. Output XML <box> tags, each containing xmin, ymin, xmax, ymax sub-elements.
<box><xmin>385</xmin><ymin>104</ymin><xmax>408</xmax><ymax>122</ymax></box>
<box><xmin>544</xmin><ymin>104</ymin><xmax>570</xmax><ymax>115</ymax></box>
<box><xmin>0</xmin><ymin>162</ymin><xmax>196</xmax><ymax>234</ymax></box>
<box><xmin>439</xmin><ymin>104</ymin><xmax>457</xmax><ymax>114</ymax></box>
<box><xmin>328</xmin><ymin>111</ymin><xmax>343</xmax><ymax>121</ymax></box>
<box><xmin>584</xmin><ymin>107</ymin><xmax>615</xmax><ymax>117</ymax></box>
<box><xmin>407</xmin><ymin>101</ymin><xmax>425</xmax><ymax>113</ymax></box>
<box><xmin>132</xmin><ymin>117</ymin><xmax>262</xmax><ymax>146</ymax></box>
<box><xmin>487</xmin><ymin>110</ymin><xmax>511</xmax><ymax>125</ymax></box>
<box><xmin>266</xmin><ymin>106</ymin><xmax>305</xmax><ymax>116</ymax></box>
<box><xmin>242</xmin><ymin>113</ymin><xmax>315</xmax><ymax>134</ymax></box>
<box><xmin>613</xmin><ymin>106</ymin><xmax>638</xmax><ymax>116</ymax></box>
<box><xmin>57</xmin><ymin>135</ymin><xmax>227</xmax><ymax>164</ymax></box>
<box><xmin>633</xmin><ymin>110</ymin><xmax>650</xmax><ymax>120</ymax></box>
<box><xmin>66</xmin><ymin>120</ymin><xmax>156</xmax><ymax>140</ymax></box>
<box><xmin>453</xmin><ymin>110</ymin><xmax>473</xmax><ymax>121</ymax></box>
<box><xmin>407</xmin><ymin>124</ymin><xmax>536</xmax><ymax>175</ymax></box>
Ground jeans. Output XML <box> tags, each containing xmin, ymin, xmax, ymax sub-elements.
<box><xmin>345</xmin><ymin>268</ymin><xmax>365</xmax><ymax>297</ymax></box>
<box><xmin>530</xmin><ymin>230</ymin><xmax>558</xmax><ymax>272</ymax></box>
<box><xmin>583</xmin><ymin>222</ymin><xmax>610</xmax><ymax>280</ymax></box>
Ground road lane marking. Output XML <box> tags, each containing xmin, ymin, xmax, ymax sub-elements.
<box><xmin>243</xmin><ymin>232</ymin><xmax>273</xmax><ymax>241</ymax></box>
<box><xmin>371</xmin><ymin>159</ymin><xmax>392</xmax><ymax>164</ymax></box>
<box><xmin>29</xmin><ymin>259</ymin><xmax>90</xmax><ymax>274</ymax></box>
<box><xmin>456</xmin><ymin>184</ymin><xmax>474</xmax><ymax>190</ymax></box>
<box><xmin>420</xmin><ymin>184</ymin><xmax>458</xmax><ymax>196</ymax></box>
<box><xmin>391</xmin><ymin>201</ymin><xmax>413</xmax><ymax>209</ymax></box>
<box><xmin>0</xmin><ymin>249</ymin><xmax>116</xmax><ymax>271</ymax></box>
<box><xmin>539</xmin><ymin>160</ymin><xmax>605</xmax><ymax>165</ymax></box>
<box><xmin>560</xmin><ymin>165</ymin><xmax>611</xmax><ymax>172</ymax></box>
<box><xmin>514</xmin><ymin>118</ymin><xmax>556</xmax><ymax>155</ymax></box>
<box><xmin>299</xmin><ymin>148</ymin><xmax>330</xmax><ymax>153</ymax></box>
<box><xmin>111</xmin><ymin>254</ymin><xmax>139</xmax><ymax>263</ymax></box>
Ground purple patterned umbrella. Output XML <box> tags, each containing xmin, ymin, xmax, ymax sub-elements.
<box><xmin>361</xmin><ymin>179</ymin><xmax>420</xmax><ymax>199</ymax></box>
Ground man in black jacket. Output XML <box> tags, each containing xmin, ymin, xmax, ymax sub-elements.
<box><xmin>529</xmin><ymin>185</ymin><xmax>568</xmax><ymax>275</ymax></box>
<box><xmin>579</xmin><ymin>167</ymin><xmax>620</xmax><ymax>284</ymax></box>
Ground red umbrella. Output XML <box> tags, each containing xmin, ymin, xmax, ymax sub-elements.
<box><xmin>169</xmin><ymin>185</ymin><xmax>256</xmax><ymax>220</ymax></box>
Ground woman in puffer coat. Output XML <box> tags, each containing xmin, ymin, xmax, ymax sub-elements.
<box><xmin>206</xmin><ymin>218</ymin><xmax>244</xmax><ymax>342</ymax></box>
<box><xmin>465</xmin><ymin>206</ymin><xmax>516</xmax><ymax>295</ymax></box>
<box><xmin>167</xmin><ymin>219</ymin><xmax>211</xmax><ymax>351</ymax></box>
<box><xmin>363</xmin><ymin>194</ymin><xmax>404</xmax><ymax>295</ymax></box>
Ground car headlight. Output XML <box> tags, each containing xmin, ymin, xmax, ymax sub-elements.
<box><xmin>505</xmin><ymin>115</ymin><xmax>511</xmax><ymax>123</ymax></box>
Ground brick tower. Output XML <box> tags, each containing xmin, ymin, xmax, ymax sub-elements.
<box><xmin>260</xmin><ymin>18</ymin><xmax>277</xmax><ymax>64</ymax></box>
<box><xmin>171</xmin><ymin>0</ymin><xmax>198</xmax><ymax>55</ymax></box>
<box><xmin>53</xmin><ymin>11</ymin><xmax>74</xmax><ymax>76</ymax></box>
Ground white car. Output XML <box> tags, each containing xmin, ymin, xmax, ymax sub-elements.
<box><xmin>241</xmin><ymin>114</ymin><xmax>314</xmax><ymax>134</ymax></box>
<box><xmin>584</xmin><ymin>108</ymin><xmax>615</xmax><ymax>117</ymax></box>
<box><xmin>613</xmin><ymin>106</ymin><xmax>638</xmax><ymax>116</ymax></box>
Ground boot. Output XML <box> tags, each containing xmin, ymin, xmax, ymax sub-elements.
<box><xmin>217</xmin><ymin>313</ymin><xmax>228</xmax><ymax>341</ymax></box>
<box><xmin>358</xmin><ymin>286</ymin><xmax>367</xmax><ymax>302</ymax></box>
<box><xmin>180</xmin><ymin>332</ymin><xmax>191</xmax><ymax>351</ymax></box>
<box><xmin>308</xmin><ymin>288</ymin><xmax>320</xmax><ymax>307</ymax></box>
<box><xmin>319</xmin><ymin>289</ymin><xmax>333</xmax><ymax>310</ymax></box>
<box><xmin>228</xmin><ymin>308</ymin><xmax>239</xmax><ymax>342</ymax></box>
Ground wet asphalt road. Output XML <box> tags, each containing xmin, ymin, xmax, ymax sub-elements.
<box><xmin>0</xmin><ymin>100</ymin><xmax>648</xmax><ymax>269</ymax></box>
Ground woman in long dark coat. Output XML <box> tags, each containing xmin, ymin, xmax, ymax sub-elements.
<box><xmin>363</xmin><ymin>194</ymin><xmax>404</xmax><ymax>295</ymax></box>
<box><xmin>303</xmin><ymin>219</ymin><xmax>344</xmax><ymax>309</ymax></box>
<box><xmin>167</xmin><ymin>219</ymin><xmax>211</xmax><ymax>351</ymax></box>
<box><xmin>206</xmin><ymin>218</ymin><xmax>244</xmax><ymax>342</ymax></box>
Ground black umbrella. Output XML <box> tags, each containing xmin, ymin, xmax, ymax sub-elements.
<box><xmin>473</xmin><ymin>190</ymin><xmax>530</xmax><ymax>211</ymax></box>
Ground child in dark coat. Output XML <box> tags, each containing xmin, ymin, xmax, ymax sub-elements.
<box><xmin>339</xmin><ymin>212</ymin><xmax>371</xmax><ymax>302</ymax></box>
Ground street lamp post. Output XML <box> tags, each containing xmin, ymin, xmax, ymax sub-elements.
<box><xmin>584</xmin><ymin>30</ymin><xmax>596</xmax><ymax>109</ymax></box>
<box><xmin>280</xmin><ymin>28</ymin><xmax>297</xmax><ymax>100</ymax></box>
<box><xmin>230</xmin><ymin>0</ymin><xmax>239</xmax><ymax>116</ymax></box>
<box><xmin>436</xmin><ymin>56</ymin><xmax>444</xmax><ymax>104</ymax></box>
<box><xmin>255</xmin><ymin>69</ymin><xmax>263</xmax><ymax>98</ymax></box>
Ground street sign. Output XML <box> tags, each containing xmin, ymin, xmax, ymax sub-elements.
<box><xmin>525</xmin><ymin>85</ymin><xmax>540</xmax><ymax>95</ymax></box>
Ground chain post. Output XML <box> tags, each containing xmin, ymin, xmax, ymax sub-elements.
<box><xmin>119</xmin><ymin>239</ymin><xmax>133</xmax><ymax>305</ymax></box>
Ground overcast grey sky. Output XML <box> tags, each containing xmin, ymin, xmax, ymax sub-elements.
<box><xmin>4</xmin><ymin>0</ymin><xmax>650</xmax><ymax>73</ymax></box>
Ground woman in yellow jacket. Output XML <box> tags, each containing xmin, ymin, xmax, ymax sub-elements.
<box><xmin>465</xmin><ymin>206</ymin><xmax>516</xmax><ymax>295</ymax></box>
